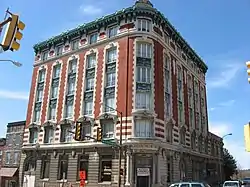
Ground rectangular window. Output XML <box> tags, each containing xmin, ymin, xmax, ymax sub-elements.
<box><xmin>102</xmin><ymin>123</ymin><xmax>114</xmax><ymax>139</ymax></box>
<box><xmin>56</xmin><ymin>46</ymin><xmax>63</xmax><ymax>56</ymax></box>
<box><xmin>15</xmin><ymin>135</ymin><xmax>21</xmax><ymax>145</ymax></box>
<box><xmin>65</xmin><ymin>103</ymin><xmax>73</xmax><ymax>118</ymax></box>
<box><xmin>5</xmin><ymin>152</ymin><xmax>10</xmax><ymax>164</ymax></box>
<box><xmin>53</xmin><ymin>65</ymin><xmax>61</xmax><ymax>78</ymax></box>
<box><xmin>29</xmin><ymin>128</ymin><xmax>38</xmax><ymax>144</ymax></box>
<box><xmin>84</xmin><ymin>101</ymin><xmax>93</xmax><ymax>115</ymax></box>
<box><xmin>165</xmin><ymin>93</ymin><xmax>171</xmax><ymax>118</ymax></box>
<box><xmin>41</xmin><ymin>155</ymin><xmax>50</xmax><ymax>179</ymax></box>
<box><xmin>136</xmin><ymin>92</ymin><xmax>150</xmax><ymax>109</ymax></box>
<box><xmin>196</xmin><ymin>112</ymin><xmax>200</xmax><ymax>128</ymax></box>
<box><xmin>86</xmin><ymin>78</ymin><xmax>94</xmax><ymax>91</ymax></box>
<box><xmin>38</xmin><ymin>70</ymin><xmax>46</xmax><ymax>82</ymax></box>
<box><xmin>44</xmin><ymin>126</ymin><xmax>54</xmax><ymax>144</ymax></box>
<box><xmin>99</xmin><ymin>155</ymin><xmax>112</xmax><ymax>182</ymax></box>
<box><xmin>189</xmin><ymin>108</ymin><xmax>193</xmax><ymax>127</ymax></box>
<box><xmin>87</xmin><ymin>54</ymin><xmax>96</xmax><ymax>68</ymax></box>
<box><xmin>166</xmin><ymin>127</ymin><xmax>172</xmax><ymax>143</ymax></box>
<box><xmin>69</xmin><ymin>60</ymin><xmax>77</xmax><ymax>73</ymax></box>
<box><xmin>106</xmin><ymin>72</ymin><xmax>116</xmax><ymax>87</ymax></box>
<box><xmin>42</xmin><ymin>51</ymin><xmax>48</xmax><ymax>61</ymax></box>
<box><xmin>36</xmin><ymin>89</ymin><xmax>43</xmax><ymax>102</ymax></box>
<box><xmin>82</xmin><ymin>124</ymin><xmax>91</xmax><ymax>140</ymax></box>
<box><xmin>34</xmin><ymin>107</ymin><xmax>41</xmax><ymax>122</ymax></box>
<box><xmin>136</xmin><ymin>43</ymin><xmax>152</xmax><ymax>58</ymax></box>
<box><xmin>178</xmin><ymin>80</ymin><xmax>182</xmax><ymax>101</ymax></box>
<box><xmin>13</xmin><ymin>152</ymin><xmax>19</xmax><ymax>164</ymax></box>
<box><xmin>71</xmin><ymin>40</ymin><xmax>79</xmax><ymax>50</ymax></box>
<box><xmin>60</xmin><ymin>125</ymin><xmax>72</xmax><ymax>143</ymax></box>
<box><xmin>136</xmin><ymin>66</ymin><xmax>151</xmax><ymax>83</ymax></box>
<box><xmin>137</xmin><ymin>19</ymin><xmax>151</xmax><ymax>32</ymax></box>
<box><xmin>135</xmin><ymin>119</ymin><xmax>152</xmax><ymax>137</ymax></box>
<box><xmin>49</xmin><ymin>104</ymin><xmax>56</xmax><ymax>120</ymax></box>
<box><xmin>107</xmin><ymin>48</ymin><xmax>117</xmax><ymax>63</ymax></box>
<box><xmin>105</xmin><ymin>97</ymin><xmax>115</xmax><ymax>112</ymax></box>
<box><xmin>188</xmin><ymin>87</ymin><xmax>192</xmax><ymax>107</ymax></box>
<box><xmin>108</xmin><ymin>27</ymin><xmax>118</xmax><ymax>38</ymax></box>
<box><xmin>57</xmin><ymin>155</ymin><xmax>68</xmax><ymax>180</ymax></box>
<box><xmin>77</xmin><ymin>155</ymin><xmax>89</xmax><ymax>181</ymax></box>
<box><xmin>178</xmin><ymin>101</ymin><xmax>183</xmax><ymax>123</ymax></box>
<box><xmin>67</xmin><ymin>80</ymin><xmax>75</xmax><ymax>95</ymax></box>
<box><xmin>89</xmin><ymin>33</ymin><xmax>98</xmax><ymax>44</ymax></box>
<box><xmin>51</xmin><ymin>85</ymin><xmax>58</xmax><ymax>98</ymax></box>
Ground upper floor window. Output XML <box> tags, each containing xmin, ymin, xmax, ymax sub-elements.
<box><xmin>135</xmin><ymin>119</ymin><xmax>152</xmax><ymax>137</ymax></box>
<box><xmin>136</xmin><ymin>43</ymin><xmax>152</xmax><ymax>58</ymax></box>
<box><xmin>166</xmin><ymin>126</ymin><xmax>172</xmax><ymax>143</ymax></box>
<box><xmin>136</xmin><ymin>92</ymin><xmax>150</xmax><ymax>110</ymax></box>
<box><xmin>136</xmin><ymin>66</ymin><xmax>151</xmax><ymax>83</ymax></box>
<box><xmin>65</xmin><ymin>102</ymin><xmax>73</xmax><ymax>118</ymax></box>
<box><xmin>106</xmin><ymin>72</ymin><xmax>116</xmax><ymax>87</ymax></box>
<box><xmin>105</xmin><ymin>98</ymin><xmax>115</xmax><ymax>113</ymax></box>
<box><xmin>36</xmin><ymin>89</ymin><xmax>43</xmax><ymax>102</ymax></box>
<box><xmin>86</xmin><ymin>78</ymin><xmax>94</xmax><ymax>91</ymax></box>
<box><xmin>60</xmin><ymin>125</ymin><xmax>72</xmax><ymax>143</ymax></box>
<box><xmin>71</xmin><ymin>40</ymin><xmax>79</xmax><ymax>50</ymax></box>
<box><xmin>137</xmin><ymin>19</ymin><xmax>151</xmax><ymax>32</ymax></box>
<box><xmin>87</xmin><ymin>54</ymin><xmax>96</xmax><ymax>68</ymax></box>
<box><xmin>164</xmin><ymin>56</ymin><xmax>170</xmax><ymax>93</ymax></box>
<box><xmin>67</xmin><ymin>79</ymin><xmax>76</xmax><ymax>95</ymax></box>
<box><xmin>6</xmin><ymin>152</ymin><xmax>10</xmax><ymax>164</ymax></box>
<box><xmin>102</xmin><ymin>122</ymin><xmax>114</xmax><ymax>139</ymax></box>
<box><xmin>38</xmin><ymin>70</ymin><xmax>46</xmax><ymax>83</ymax></box>
<box><xmin>44</xmin><ymin>126</ymin><xmax>54</xmax><ymax>144</ymax></box>
<box><xmin>69</xmin><ymin>59</ymin><xmax>77</xmax><ymax>73</ymax></box>
<box><xmin>107</xmin><ymin>48</ymin><xmax>117</xmax><ymax>63</ymax></box>
<box><xmin>42</xmin><ymin>51</ymin><xmax>48</xmax><ymax>61</ymax></box>
<box><xmin>177</xmin><ymin>66</ymin><xmax>182</xmax><ymax>101</ymax></box>
<box><xmin>51</xmin><ymin>84</ymin><xmax>59</xmax><ymax>98</ymax></box>
<box><xmin>29</xmin><ymin>128</ymin><xmax>38</xmax><ymax>144</ymax></box>
<box><xmin>53</xmin><ymin>65</ymin><xmax>61</xmax><ymax>78</ymax></box>
<box><xmin>56</xmin><ymin>46</ymin><xmax>63</xmax><ymax>56</ymax></box>
<box><xmin>14</xmin><ymin>152</ymin><xmax>19</xmax><ymax>164</ymax></box>
<box><xmin>89</xmin><ymin>33</ymin><xmax>98</xmax><ymax>44</ymax></box>
<box><xmin>84</xmin><ymin>101</ymin><xmax>93</xmax><ymax>116</ymax></box>
<box><xmin>108</xmin><ymin>27</ymin><xmax>118</xmax><ymax>38</ymax></box>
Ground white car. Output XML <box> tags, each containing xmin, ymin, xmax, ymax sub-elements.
<box><xmin>170</xmin><ymin>182</ymin><xmax>211</xmax><ymax>187</ymax></box>
<box><xmin>223</xmin><ymin>181</ymin><xmax>244</xmax><ymax>187</ymax></box>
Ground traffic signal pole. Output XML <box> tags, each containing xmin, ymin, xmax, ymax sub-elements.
<box><xmin>0</xmin><ymin>8</ymin><xmax>10</xmax><ymax>38</ymax></box>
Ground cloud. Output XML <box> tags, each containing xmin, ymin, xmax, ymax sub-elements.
<box><xmin>209</xmin><ymin>122</ymin><xmax>250</xmax><ymax>169</ymax></box>
<box><xmin>79</xmin><ymin>5</ymin><xmax>103</xmax><ymax>16</ymax></box>
<box><xmin>0</xmin><ymin>90</ymin><xmax>29</xmax><ymax>100</ymax></box>
<box><xmin>209</xmin><ymin>99</ymin><xmax>235</xmax><ymax>112</ymax></box>
<box><xmin>207</xmin><ymin>63</ymin><xmax>243</xmax><ymax>88</ymax></box>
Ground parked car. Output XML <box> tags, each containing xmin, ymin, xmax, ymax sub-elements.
<box><xmin>169</xmin><ymin>182</ymin><xmax>211</xmax><ymax>187</ymax></box>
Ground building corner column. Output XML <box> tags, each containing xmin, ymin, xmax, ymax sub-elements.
<box><xmin>125</xmin><ymin>150</ymin><xmax>131</xmax><ymax>186</ymax></box>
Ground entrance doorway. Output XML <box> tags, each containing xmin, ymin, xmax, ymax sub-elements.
<box><xmin>137</xmin><ymin>176</ymin><xmax>149</xmax><ymax>187</ymax></box>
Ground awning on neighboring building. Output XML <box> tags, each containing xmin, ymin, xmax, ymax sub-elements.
<box><xmin>0</xmin><ymin>167</ymin><xmax>18</xmax><ymax>177</ymax></box>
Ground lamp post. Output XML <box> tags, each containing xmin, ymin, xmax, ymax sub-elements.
<box><xmin>0</xmin><ymin>59</ymin><xmax>22</xmax><ymax>67</ymax></box>
<box><xmin>101</xmin><ymin>103</ymin><xmax>123</xmax><ymax>187</ymax></box>
<box><xmin>222</xmin><ymin>133</ymin><xmax>232</xmax><ymax>139</ymax></box>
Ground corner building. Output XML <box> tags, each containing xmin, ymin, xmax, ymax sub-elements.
<box><xmin>20</xmin><ymin>1</ymin><xmax>223</xmax><ymax>187</ymax></box>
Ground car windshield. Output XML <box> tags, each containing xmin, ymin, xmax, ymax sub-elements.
<box><xmin>224</xmin><ymin>182</ymin><xmax>239</xmax><ymax>187</ymax></box>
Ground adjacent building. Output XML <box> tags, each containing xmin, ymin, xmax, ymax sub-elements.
<box><xmin>0</xmin><ymin>121</ymin><xmax>25</xmax><ymax>187</ymax></box>
<box><xmin>0</xmin><ymin>138</ymin><xmax>6</xmax><ymax>186</ymax></box>
<box><xmin>20</xmin><ymin>0</ymin><xmax>223</xmax><ymax>187</ymax></box>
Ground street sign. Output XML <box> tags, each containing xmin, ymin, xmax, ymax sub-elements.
<box><xmin>102</xmin><ymin>139</ymin><xmax>118</xmax><ymax>147</ymax></box>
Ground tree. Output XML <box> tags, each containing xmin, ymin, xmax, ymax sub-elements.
<box><xmin>223</xmin><ymin>148</ymin><xmax>237</xmax><ymax>180</ymax></box>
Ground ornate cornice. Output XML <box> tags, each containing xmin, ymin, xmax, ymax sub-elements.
<box><xmin>33</xmin><ymin>1</ymin><xmax>207</xmax><ymax>73</ymax></box>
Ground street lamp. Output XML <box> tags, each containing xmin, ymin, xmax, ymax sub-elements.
<box><xmin>100</xmin><ymin>102</ymin><xmax>123</xmax><ymax>187</ymax></box>
<box><xmin>222</xmin><ymin>133</ymin><xmax>232</xmax><ymax>139</ymax></box>
<box><xmin>0</xmin><ymin>59</ymin><xmax>22</xmax><ymax>67</ymax></box>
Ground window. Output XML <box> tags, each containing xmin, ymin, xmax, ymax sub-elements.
<box><xmin>135</xmin><ymin>119</ymin><xmax>152</xmax><ymax>137</ymax></box>
<box><xmin>166</xmin><ymin>126</ymin><xmax>172</xmax><ymax>143</ymax></box>
<box><xmin>49</xmin><ymin>103</ymin><xmax>56</xmax><ymax>120</ymax></box>
<box><xmin>82</xmin><ymin>124</ymin><xmax>91</xmax><ymax>140</ymax></box>
<box><xmin>69</xmin><ymin>60</ymin><xmax>77</xmax><ymax>73</ymax></box>
<box><xmin>86</xmin><ymin>78</ymin><xmax>94</xmax><ymax>91</ymax></box>
<box><xmin>84</xmin><ymin>101</ymin><xmax>93</xmax><ymax>115</ymax></box>
<box><xmin>29</xmin><ymin>128</ymin><xmax>38</xmax><ymax>144</ymax></box>
<box><xmin>165</xmin><ymin>93</ymin><xmax>171</xmax><ymax>118</ymax></box>
<box><xmin>107</xmin><ymin>48</ymin><xmax>117</xmax><ymax>63</ymax></box>
<box><xmin>164</xmin><ymin>34</ymin><xmax>170</xmax><ymax>44</ymax></box>
<box><xmin>72</xmin><ymin>40</ymin><xmax>79</xmax><ymax>50</ymax></box>
<box><xmin>14</xmin><ymin>152</ymin><xmax>19</xmax><ymax>164</ymax></box>
<box><xmin>5</xmin><ymin>152</ymin><xmax>10</xmax><ymax>164</ymax></box>
<box><xmin>99</xmin><ymin>155</ymin><xmax>112</xmax><ymax>182</ymax></box>
<box><xmin>102</xmin><ymin>122</ymin><xmax>114</xmax><ymax>139</ymax></box>
<box><xmin>136</xmin><ymin>92</ymin><xmax>150</xmax><ymax>109</ymax></box>
<box><xmin>65</xmin><ymin>103</ymin><xmax>73</xmax><ymax>118</ymax></box>
<box><xmin>44</xmin><ymin>126</ymin><xmax>54</xmax><ymax>143</ymax></box>
<box><xmin>57</xmin><ymin>155</ymin><xmax>68</xmax><ymax>180</ymax></box>
<box><xmin>53</xmin><ymin>65</ymin><xmax>61</xmax><ymax>78</ymax></box>
<box><xmin>77</xmin><ymin>155</ymin><xmax>89</xmax><ymax>181</ymax></box>
<box><xmin>167</xmin><ymin>157</ymin><xmax>172</xmax><ymax>183</ymax></box>
<box><xmin>178</xmin><ymin>101</ymin><xmax>183</xmax><ymax>123</ymax></box>
<box><xmin>106</xmin><ymin>72</ymin><xmax>116</xmax><ymax>87</ymax></box>
<box><xmin>191</xmin><ymin>133</ymin><xmax>196</xmax><ymax>150</ymax></box>
<box><xmin>189</xmin><ymin>108</ymin><xmax>193</xmax><ymax>127</ymax></box>
<box><xmin>136</xmin><ymin>67</ymin><xmax>151</xmax><ymax>83</ymax></box>
<box><xmin>196</xmin><ymin>112</ymin><xmax>200</xmax><ymax>128</ymax></box>
<box><xmin>177</xmin><ymin>67</ymin><xmax>182</xmax><ymax>101</ymax></box>
<box><xmin>15</xmin><ymin>135</ymin><xmax>21</xmax><ymax>145</ymax></box>
<box><xmin>51</xmin><ymin>85</ymin><xmax>58</xmax><ymax>98</ymax></box>
<box><xmin>42</xmin><ymin>51</ymin><xmax>48</xmax><ymax>61</ymax></box>
<box><xmin>105</xmin><ymin>98</ymin><xmax>115</xmax><ymax>112</ymax></box>
<box><xmin>56</xmin><ymin>46</ymin><xmax>63</xmax><ymax>56</ymax></box>
<box><xmin>36</xmin><ymin>89</ymin><xmax>43</xmax><ymax>102</ymax></box>
<box><xmin>137</xmin><ymin>19</ymin><xmax>151</xmax><ymax>32</ymax></box>
<box><xmin>38</xmin><ymin>70</ymin><xmax>46</xmax><ymax>82</ymax></box>
<box><xmin>89</xmin><ymin>33</ymin><xmax>98</xmax><ymax>44</ymax></box>
<box><xmin>67</xmin><ymin>79</ymin><xmax>75</xmax><ymax>95</ymax></box>
<box><xmin>136</xmin><ymin>43</ymin><xmax>152</xmax><ymax>58</ymax></box>
<box><xmin>40</xmin><ymin>155</ymin><xmax>50</xmax><ymax>179</ymax></box>
<box><xmin>108</xmin><ymin>27</ymin><xmax>118</xmax><ymax>38</ymax></box>
<box><xmin>180</xmin><ymin>128</ymin><xmax>185</xmax><ymax>145</ymax></box>
<box><xmin>60</xmin><ymin>125</ymin><xmax>72</xmax><ymax>143</ymax></box>
<box><xmin>87</xmin><ymin>54</ymin><xmax>96</xmax><ymax>68</ymax></box>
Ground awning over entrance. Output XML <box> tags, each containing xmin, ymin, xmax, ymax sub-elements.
<box><xmin>0</xmin><ymin>167</ymin><xmax>18</xmax><ymax>177</ymax></box>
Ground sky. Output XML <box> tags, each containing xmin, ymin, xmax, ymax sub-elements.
<box><xmin>0</xmin><ymin>0</ymin><xmax>250</xmax><ymax>168</ymax></box>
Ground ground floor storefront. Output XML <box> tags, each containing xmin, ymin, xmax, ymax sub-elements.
<box><xmin>0</xmin><ymin>167</ymin><xmax>19</xmax><ymax>187</ymax></box>
<box><xmin>19</xmin><ymin>140</ymin><xmax>222</xmax><ymax>187</ymax></box>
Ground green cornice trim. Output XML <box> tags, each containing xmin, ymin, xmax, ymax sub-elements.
<box><xmin>33</xmin><ymin>4</ymin><xmax>208</xmax><ymax>73</ymax></box>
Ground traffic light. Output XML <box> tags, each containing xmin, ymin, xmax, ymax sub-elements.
<box><xmin>75</xmin><ymin>122</ymin><xmax>83</xmax><ymax>141</ymax></box>
<box><xmin>1</xmin><ymin>14</ymin><xmax>25</xmax><ymax>52</ymax></box>
<box><xmin>96</xmin><ymin>127</ymin><xmax>103</xmax><ymax>142</ymax></box>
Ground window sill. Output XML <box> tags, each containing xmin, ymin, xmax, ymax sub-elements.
<box><xmin>40</xmin><ymin>178</ymin><xmax>49</xmax><ymax>181</ymax></box>
<box><xmin>98</xmin><ymin>182</ymin><xmax>112</xmax><ymax>185</ymax></box>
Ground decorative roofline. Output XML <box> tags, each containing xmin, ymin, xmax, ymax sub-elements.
<box><xmin>33</xmin><ymin>2</ymin><xmax>208</xmax><ymax>73</ymax></box>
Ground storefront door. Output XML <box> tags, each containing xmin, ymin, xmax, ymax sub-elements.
<box><xmin>137</xmin><ymin>176</ymin><xmax>149</xmax><ymax>187</ymax></box>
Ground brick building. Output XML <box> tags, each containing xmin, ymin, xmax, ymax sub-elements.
<box><xmin>0</xmin><ymin>138</ymin><xmax>6</xmax><ymax>186</ymax></box>
<box><xmin>20</xmin><ymin>0</ymin><xmax>223</xmax><ymax>187</ymax></box>
<box><xmin>0</xmin><ymin>121</ymin><xmax>25</xmax><ymax>187</ymax></box>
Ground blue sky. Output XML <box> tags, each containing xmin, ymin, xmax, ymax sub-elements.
<box><xmin>1</xmin><ymin>0</ymin><xmax>250</xmax><ymax>167</ymax></box>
